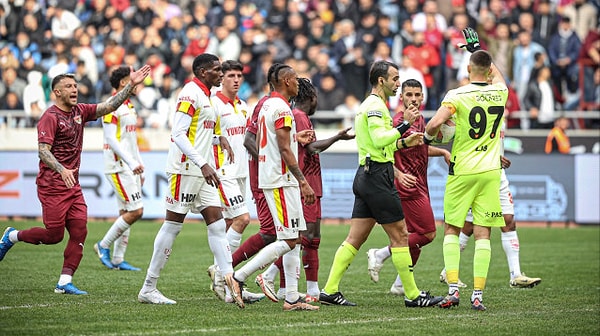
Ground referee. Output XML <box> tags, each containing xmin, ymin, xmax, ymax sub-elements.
<box><xmin>319</xmin><ymin>61</ymin><xmax>443</xmax><ymax>307</ymax></box>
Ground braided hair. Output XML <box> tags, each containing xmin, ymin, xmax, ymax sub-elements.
<box><xmin>295</xmin><ymin>77</ymin><xmax>316</xmax><ymax>105</ymax></box>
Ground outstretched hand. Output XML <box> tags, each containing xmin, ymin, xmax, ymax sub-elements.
<box><xmin>458</xmin><ymin>27</ymin><xmax>481</xmax><ymax>53</ymax></box>
<box><xmin>337</xmin><ymin>127</ymin><xmax>355</xmax><ymax>140</ymax></box>
<box><xmin>129</xmin><ymin>65</ymin><xmax>151</xmax><ymax>86</ymax></box>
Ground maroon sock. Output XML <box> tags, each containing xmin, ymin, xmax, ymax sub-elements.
<box><xmin>274</xmin><ymin>257</ymin><xmax>284</xmax><ymax>288</ymax></box>
<box><xmin>302</xmin><ymin>237</ymin><xmax>320</xmax><ymax>282</ymax></box>
<box><xmin>232</xmin><ymin>233</ymin><xmax>266</xmax><ymax>267</ymax></box>
<box><xmin>408</xmin><ymin>233</ymin><xmax>433</xmax><ymax>265</ymax></box>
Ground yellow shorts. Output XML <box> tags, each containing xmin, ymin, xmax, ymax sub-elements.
<box><xmin>444</xmin><ymin>169</ymin><xmax>504</xmax><ymax>228</ymax></box>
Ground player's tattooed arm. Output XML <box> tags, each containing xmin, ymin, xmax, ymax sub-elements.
<box><xmin>287</xmin><ymin>164</ymin><xmax>306</xmax><ymax>183</ymax></box>
<box><xmin>39</xmin><ymin>143</ymin><xmax>78</xmax><ymax>188</ymax></box>
<box><xmin>95</xmin><ymin>82</ymin><xmax>135</xmax><ymax>118</ymax></box>
<box><xmin>38</xmin><ymin>143</ymin><xmax>64</xmax><ymax>173</ymax></box>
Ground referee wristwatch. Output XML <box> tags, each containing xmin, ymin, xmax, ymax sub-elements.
<box><xmin>395</xmin><ymin>120</ymin><xmax>411</xmax><ymax>135</ymax></box>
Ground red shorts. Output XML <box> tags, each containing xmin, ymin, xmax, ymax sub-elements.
<box><xmin>402</xmin><ymin>197</ymin><xmax>435</xmax><ymax>235</ymax></box>
<box><xmin>38</xmin><ymin>186</ymin><xmax>88</xmax><ymax>228</ymax></box>
<box><xmin>252</xmin><ymin>190</ymin><xmax>275</xmax><ymax>236</ymax></box>
<box><xmin>302</xmin><ymin>197</ymin><xmax>321</xmax><ymax>224</ymax></box>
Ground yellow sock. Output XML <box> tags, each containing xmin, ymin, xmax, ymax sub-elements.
<box><xmin>390</xmin><ymin>246</ymin><xmax>420</xmax><ymax>299</ymax></box>
<box><xmin>473</xmin><ymin>239</ymin><xmax>491</xmax><ymax>290</ymax></box>
<box><xmin>323</xmin><ymin>242</ymin><xmax>357</xmax><ymax>294</ymax></box>
<box><xmin>443</xmin><ymin>234</ymin><xmax>460</xmax><ymax>284</ymax></box>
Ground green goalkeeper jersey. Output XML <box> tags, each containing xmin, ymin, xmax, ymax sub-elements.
<box><xmin>354</xmin><ymin>94</ymin><xmax>401</xmax><ymax>165</ymax></box>
<box><xmin>441</xmin><ymin>82</ymin><xmax>508</xmax><ymax>176</ymax></box>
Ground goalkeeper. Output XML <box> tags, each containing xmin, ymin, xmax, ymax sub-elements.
<box><xmin>424</xmin><ymin>28</ymin><xmax>508</xmax><ymax>311</ymax></box>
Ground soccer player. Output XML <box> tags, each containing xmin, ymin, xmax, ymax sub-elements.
<box><xmin>231</xmin><ymin>64</ymin><xmax>319</xmax><ymax>311</ymax></box>
<box><xmin>366</xmin><ymin>79</ymin><xmax>451</xmax><ymax>295</ymax></box>
<box><xmin>258</xmin><ymin>78</ymin><xmax>355</xmax><ymax>301</ymax></box>
<box><xmin>231</xmin><ymin>64</ymin><xmax>312</xmax><ymax>303</ymax></box>
<box><xmin>424</xmin><ymin>28</ymin><xmax>507</xmax><ymax>311</ymax></box>
<box><xmin>0</xmin><ymin>65</ymin><xmax>151</xmax><ymax>294</ymax></box>
<box><xmin>93</xmin><ymin>66</ymin><xmax>145</xmax><ymax>272</ymax></box>
<box><xmin>206</xmin><ymin>60</ymin><xmax>264</xmax><ymax>304</ymax></box>
<box><xmin>319</xmin><ymin>60</ymin><xmax>443</xmax><ymax>307</ymax></box>
<box><xmin>440</xmin><ymin>159</ymin><xmax>542</xmax><ymax>289</ymax></box>
<box><xmin>137</xmin><ymin>54</ymin><xmax>243</xmax><ymax>308</ymax></box>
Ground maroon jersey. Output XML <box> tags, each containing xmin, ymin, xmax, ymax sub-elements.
<box><xmin>393</xmin><ymin>112</ymin><xmax>429</xmax><ymax>200</ymax></box>
<box><xmin>292</xmin><ymin>108</ymin><xmax>322</xmax><ymax>197</ymax></box>
<box><xmin>246</xmin><ymin>94</ymin><xmax>270</xmax><ymax>194</ymax></box>
<box><xmin>36</xmin><ymin>104</ymin><xmax>98</xmax><ymax>189</ymax></box>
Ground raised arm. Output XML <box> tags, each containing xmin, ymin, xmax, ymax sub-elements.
<box><xmin>306</xmin><ymin>127</ymin><xmax>354</xmax><ymax>154</ymax></box>
<box><xmin>95</xmin><ymin>65</ymin><xmax>151</xmax><ymax>118</ymax></box>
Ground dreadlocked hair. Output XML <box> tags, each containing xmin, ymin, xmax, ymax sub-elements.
<box><xmin>295</xmin><ymin>77</ymin><xmax>316</xmax><ymax>105</ymax></box>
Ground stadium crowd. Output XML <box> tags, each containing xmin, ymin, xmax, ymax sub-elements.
<box><xmin>0</xmin><ymin>0</ymin><xmax>598</xmax><ymax>130</ymax></box>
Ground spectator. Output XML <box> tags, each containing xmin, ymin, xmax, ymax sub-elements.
<box><xmin>412</xmin><ymin>0</ymin><xmax>447</xmax><ymax>33</ymax></box>
<box><xmin>316</xmin><ymin>72</ymin><xmax>346</xmax><ymax>123</ymax></box>
<box><xmin>398</xmin><ymin>0</ymin><xmax>421</xmax><ymax>28</ymax></box>
<box><xmin>206</xmin><ymin>22</ymin><xmax>242</xmax><ymax>62</ymax></box>
<box><xmin>74</xmin><ymin>60</ymin><xmax>95</xmax><ymax>104</ymax></box>
<box><xmin>372</xmin><ymin>40</ymin><xmax>394</xmax><ymax>63</ymax></box>
<box><xmin>332</xmin><ymin>0</ymin><xmax>360</xmax><ymax>23</ymax></box>
<box><xmin>486</xmin><ymin>22</ymin><xmax>515</xmax><ymax>82</ymax></box>
<box><xmin>524</xmin><ymin>66</ymin><xmax>556</xmax><ymax>130</ymax></box>
<box><xmin>0</xmin><ymin>3</ymin><xmax>19</xmax><ymax>43</ymax></box>
<box><xmin>0</xmin><ymin>67</ymin><xmax>27</xmax><ymax>101</ymax></box>
<box><xmin>339</xmin><ymin>44</ymin><xmax>369</xmax><ymax>101</ymax></box>
<box><xmin>17</xmin><ymin>51</ymin><xmax>46</xmax><ymax>83</ymax></box>
<box><xmin>102</xmin><ymin>38</ymin><xmax>125</xmax><ymax>70</ymax></box>
<box><xmin>558</xmin><ymin>0</ymin><xmax>598</xmax><ymax>41</ymax></box>
<box><xmin>20</xmin><ymin>13</ymin><xmax>46</xmax><ymax>48</ymax></box>
<box><xmin>533</xmin><ymin>0</ymin><xmax>558</xmax><ymax>46</ymax></box>
<box><xmin>334</xmin><ymin>93</ymin><xmax>360</xmax><ymax>129</ymax></box>
<box><xmin>0</xmin><ymin>91</ymin><xmax>24</xmax><ymax>127</ymax></box>
<box><xmin>403</xmin><ymin>31</ymin><xmax>442</xmax><ymax>110</ymax></box>
<box><xmin>251</xmin><ymin>24</ymin><xmax>290</xmax><ymax>63</ymax></box>
<box><xmin>509</xmin><ymin>0</ymin><xmax>535</xmax><ymax>36</ymax></box>
<box><xmin>9</xmin><ymin>32</ymin><xmax>41</xmax><ymax>65</ymax></box>
<box><xmin>49</xmin><ymin>4</ymin><xmax>82</xmax><ymax>40</ymax></box>
<box><xmin>545</xmin><ymin>117</ymin><xmax>571</xmax><ymax>154</ymax></box>
<box><xmin>578</xmin><ymin>26</ymin><xmax>600</xmax><ymax>111</ymax></box>
<box><xmin>126</xmin><ymin>0</ymin><xmax>156</xmax><ymax>28</ymax></box>
<box><xmin>445</xmin><ymin>13</ymin><xmax>471</xmax><ymax>91</ymax></box>
<box><xmin>547</xmin><ymin>17</ymin><xmax>581</xmax><ymax>97</ymax></box>
<box><xmin>71</xmin><ymin>34</ymin><xmax>99</xmax><ymax>85</ymax></box>
<box><xmin>512</xmin><ymin>29</ymin><xmax>547</xmax><ymax>105</ymax></box>
<box><xmin>22</xmin><ymin>70</ymin><xmax>47</xmax><ymax>127</ymax></box>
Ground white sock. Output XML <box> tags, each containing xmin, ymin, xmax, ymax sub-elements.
<box><xmin>58</xmin><ymin>274</ymin><xmax>72</xmax><ymax>286</ymax></box>
<box><xmin>226</xmin><ymin>228</ymin><xmax>243</xmax><ymax>254</ymax></box>
<box><xmin>262</xmin><ymin>262</ymin><xmax>280</xmax><ymax>281</ymax></box>
<box><xmin>8</xmin><ymin>230</ymin><xmax>19</xmax><ymax>243</ymax></box>
<box><xmin>100</xmin><ymin>216</ymin><xmax>130</xmax><ymax>249</ymax></box>
<box><xmin>112</xmin><ymin>227</ymin><xmax>130</xmax><ymax>265</ymax></box>
<box><xmin>207</xmin><ymin>218</ymin><xmax>233</xmax><ymax>275</ymax></box>
<box><xmin>459</xmin><ymin>232</ymin><xmax>470</xmax><ymax>252</ymax></box>
<box><xmin>283</xmin><ymin>245</ymin><xmax>301</xmax><ymax>303</ymax></box>
<box><xmin>393</xmin><ymin>274</ymin><xmax>403</xmax><ymax>287</ymax></box>
<box><xmin>375</xmin><ymin>246</ymin><xmax>391</xmax><ymax>263</ymax></box>
<box><xmin>306</xmin><ymin>281</ymin><xmax>320</xmax><ymax>297</ymax></box>
<box><xmin>143</xmin><ymin>220</ymin><xmax>182</xmax><ymax>292</ymax></box>
<box><xmin>501</xmin><ymin>231</ymin><xmax>521</xmax><ymax>279</ymax></box>
<box><xmin>235</xmin><ymin>240</ymin><xmax>291</xmax><ymax>281</ymax></box>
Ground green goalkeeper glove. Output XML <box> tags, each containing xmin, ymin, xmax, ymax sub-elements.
<box><xmin>458</xmin><ymin>27</ymin><xmax>481</xmax><ymax>53</ymax></box>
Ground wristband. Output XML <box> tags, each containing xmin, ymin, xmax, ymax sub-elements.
<box><xmin>395</xmin><ymin>120</ymin><xmax>410</xmax><ymax>135</ymax></box>
<box><xmin>401</xmin><ymin>138</ymin><xmax>408</xmax><ymax>148</ymax></box>
<box><xmin>423</xmin><ymin>132</ymin><xmax>435</xmax><ymax>145</ymax></box>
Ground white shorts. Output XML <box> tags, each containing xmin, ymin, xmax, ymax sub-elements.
<box><xmin>105</xmin><ymin>171</ymin><xmax>143</xmax><ymax>211</ymax></box>
<box><xmin>218</xmin><ymin>177</ymin><xmax>249</xmax><ymax>219</ymax></box>
<box><xmin>465</xmin><ymin>169</ymin><xmax>514</xmax><ymax>222</ymax></box>
<box><xmin>263</xmin><ymin>186</ymin><xmax>306</xmax><ymax>240</ymax></box>
<box><xmin>164</xmin><ymin>173</ymin><xmax>221</xmax><ymax>214</ymax></box>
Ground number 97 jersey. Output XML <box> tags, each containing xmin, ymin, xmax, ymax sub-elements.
<box><xmin>441</xmin><ymin>82</ymin><xmax>508</xmax><ymax>176</ymax></box>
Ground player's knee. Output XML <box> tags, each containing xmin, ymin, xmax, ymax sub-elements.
<box><xmin>130</xmin><ymin>208</ymin><xmax>144</xmax><ymax>222</ymax></box>
<box><xmin>501</xmin><ymin>215</ymin><xmax>516</xmax><ymax>232</ymax></box>
<box><xmin>45</xmin><ymin>227</ymin><xmax>65</xmax><ymax>244</ymax></box>
<box><xmin>425</xmin><ymin>231</ymin><xmax>436</xmax><ymax>242</ymax></box>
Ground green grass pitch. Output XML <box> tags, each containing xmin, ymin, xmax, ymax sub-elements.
<box><xmin>0</xmin><ymin>220</ymin><xmax>598</xmax><ymax>336</ymax></box>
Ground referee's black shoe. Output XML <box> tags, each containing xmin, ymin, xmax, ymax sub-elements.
<box><xmin>404</xmin><ymin>291</ymin><xmax>444</xmax><ymax>307</ymax></box>
<box><xmin>319</xmin><ymin>291</ymin><xmax>357</xmax><ymax>306</ymax></box>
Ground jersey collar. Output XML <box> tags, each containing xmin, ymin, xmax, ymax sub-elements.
<box><xmin>269</xmin><ymin>91</ymin><xmax>290</xmax><ymax>107</ymax></box>
<box><xmin>216</xmin><ymin>91</ymin><xmax>239</xmax><ymax>106</ymax></box>
<box><xmin>191</xmin><ymin>77</ymin><xmax>211</xmax><ymax>96</ymax></box>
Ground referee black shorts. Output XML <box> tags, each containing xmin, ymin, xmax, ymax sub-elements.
<box><xmin>351</xmin><ymin>161</ymin><xmax>405</xmax><ymax>224</ymax></box>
